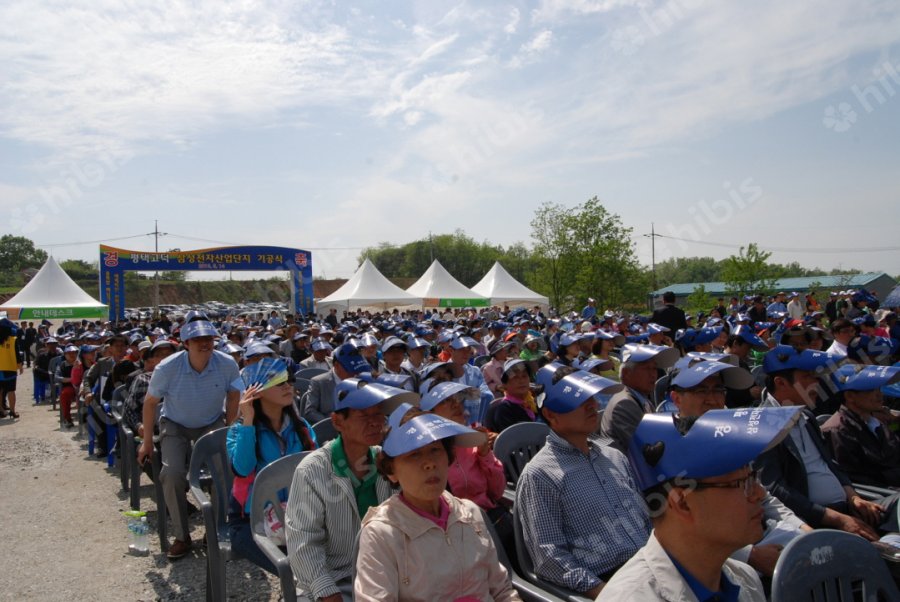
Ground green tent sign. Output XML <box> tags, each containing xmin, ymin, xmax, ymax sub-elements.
<box><xmin>432</xmin><ymin>298</ymin><xmax>490</xmax><ymax>308</ymax></box>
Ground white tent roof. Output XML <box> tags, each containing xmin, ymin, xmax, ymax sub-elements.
<box><xmin>316</xmin><ymin>259</ymin><xmax>422</xmax><ymax>313</ymax></box>
<box><xmin>405</xmin><ymin>260</ymin><xmax>487</xmax><ymax>303</ymax></box>
<box><xmin>471</xmin><ymin>262</ymin><xmax>550</xmax><ymax>308</ymax></box>
<box><xmin>0</xmin><ymin>256</ymin><xmax>107</xmax><ymax>320</ymax></box>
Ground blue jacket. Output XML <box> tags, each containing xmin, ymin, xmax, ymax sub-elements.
<box><xmin>227</xmin><ymin>416</ymin><xmax>317</xmax><ymax>514</ymax></box>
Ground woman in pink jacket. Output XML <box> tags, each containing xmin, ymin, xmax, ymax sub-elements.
<box><xmin>354</xmin><ymin>410</ymin><xmax>520</xmax><ymax>602</ymax></box>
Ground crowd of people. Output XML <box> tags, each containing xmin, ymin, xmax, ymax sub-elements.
<box><xmin>2</xmin><ymin>283</ymin><xmax>899</xmax><ymax>601</ymax></box>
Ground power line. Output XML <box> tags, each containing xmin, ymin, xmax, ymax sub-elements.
<box><xmin>648</xmin><ymin>233</ymin><xmax>900</xmax><ymax>254</ymax></box>
<box><xmin>36</xmin><ymin>233</ymin><xmax>153</xmax><ymax>248</ymax></box>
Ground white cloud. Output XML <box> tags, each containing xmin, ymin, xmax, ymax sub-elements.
<box><xmin>504</xmin><ymin>7</ymin><xmax>520</xmax><ymax>34</ymax></box>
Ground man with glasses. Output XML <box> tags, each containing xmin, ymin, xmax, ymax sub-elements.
<box><xmin>756</xmin><ymin>345</ymin><xmax>888</xmax><ymax>540</ymax></box>
<box><xmin>137</xmin><ymin>318</ymin><xmax>241</xmax><ymax>559</ymax></box>
<box><xmin>669</xmin><ymin>360</ymin><xmax>811</xmax><ymax>577</ymax></box>
<box><xmin>286</xmin><ymin>380</ymin><xmax>412</xmax><ymax>602</ymax></box>
<box><xmin>599</xmin><ymin>407</ymin><xmax>803</xmax><ymax>601</ymax></box>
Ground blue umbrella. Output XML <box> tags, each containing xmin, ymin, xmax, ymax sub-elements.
<box><xmin>883</xmin><ymin>285</ymin><xmax>900</xmax><ymax>309</ymax></box>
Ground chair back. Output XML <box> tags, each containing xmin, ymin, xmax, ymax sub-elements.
<box><xmin>771</xmin><ymin>529</ymin><xmax>900</xmax><ymax>602</ymax></box>
<box><xmin>296</xmin><ymin>367</ymin><xmax>327</xmax><ymax>381</ymax></box>
<box><xmin>816</xmin><ymin>413</ymin><xmax>832</xmax><ymax>426</ymax></box>
<box><xmin>188</xmin><ymin>427</ymin><xmax>233</xmax><ymax>540</ymax></box>
<box><xmin>513</xmin><ymin>507</ymin><xmax>591</xmax><ymax>601</ymax></box>
<box><xmin>294</xmin><ymin>378</ymin><xmax>311</xmax><ymax>398</ymax></box>
<box><xmin>653</xmin><ymin>375</ymin><xmax>670</xmax><ymax>406</ymax></box>
<box><xmin>250</xmin><ymin>451</ymin><xmax>312</xmax><ymax>536</ymax></box>
<box><xmin>751</xmin><ymin>364</ymin><xmax>767</xmax><ymax>388</ymax></box>
<box><xmin>493</xmin><ymin>422</ymin><xmax>549</xmax><ymax>486</ymax></box>
<box><xmin>474</xmin><ymin>355</ymin><xmax>491</xmax><ymax>368</ymax></box>
<box><xmin>312</xmin><ymin>417</ymin><xmax>338</xmax><ymax>445</ymax></box>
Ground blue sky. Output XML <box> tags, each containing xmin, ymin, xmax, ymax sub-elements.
<box><xmin>2</xmin><ymin>0</ymin><xmax>899</xmax><ymax>282</ymax></box>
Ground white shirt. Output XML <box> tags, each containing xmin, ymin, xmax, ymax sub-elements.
<box><xmin>827</xmin><ymin>340</ymin><xmax>848</xmax><ymax>358</ymax></box>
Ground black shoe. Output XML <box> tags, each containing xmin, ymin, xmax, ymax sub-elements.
<box><xmin>0</xmin><ymin>411</ymin><xmax>7</xmax><ymax>419</ymax></box>
<box><xmin>94</xmin><ymin>448</ymin><xmax>108</xmax><ymax>458</ymax></box>
<box><xmin>66</xmin><ymin>420</ymin><xmax>75</xmax><ymax>428</ymax></box>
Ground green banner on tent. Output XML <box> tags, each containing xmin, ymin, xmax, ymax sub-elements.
<box><xmin>433</xmin><ymin>298</ymin><xmax>490</xmax><ymax>308</ymax></box>
<box><xmin>15</xmin><ymin>307</ymin><xmax>108</xmax><ymax>320</ymax></box>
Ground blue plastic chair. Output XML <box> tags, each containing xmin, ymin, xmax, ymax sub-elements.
<box><xmin>250</xmin><ymin>451</ymin><xmax>313</xmax><ymax>602</ymax></box>
<box><xmin>295</xmin><ymin>367</ymin><xmax>327</xmax><ymax>381</ymax></box>
<box><xmin>771</xmin><ymin>528</ymin><xmax>900</xmax><ymax>602</ymax></box>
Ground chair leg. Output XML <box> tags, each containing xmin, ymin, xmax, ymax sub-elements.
<box><xmin>153</xmin><ymin>454</ymin><xmax>168</xmax><ymax>551</ymax></box>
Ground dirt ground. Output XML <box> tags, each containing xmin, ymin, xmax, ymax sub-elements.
<box><xmin>0</xmin><ymin>366</ymin><xmax>282</xmax><ymax>601</ymax></box>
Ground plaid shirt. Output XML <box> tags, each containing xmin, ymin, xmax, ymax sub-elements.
<box><xmin>123</xmin><ymin>371</ymin><xmax>151</xmax><ymax>433</ymax></box>
<box><xmin>516</xmin><ymin>430</ymin><xmax>650</xmax><ymax>593</ymax></box>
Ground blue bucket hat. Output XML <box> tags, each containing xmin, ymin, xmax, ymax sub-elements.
<box><xmin>181</xmin><ymin>320</ymin><xmax>219</xmax><ymax>341</ymax></box>
<box><xmin>244</xmin><ymin>341</ymin><xmax>275</xmax><ymax>359</ymax></box>
<box><xmin>539</xmin><ymin>370</ymin><xmax>624</xmax><ymax>414</ymax></box>
<box><xmin>627</xmin><ymin>407</ymin><xmax>803</xmax><ymax>491</ymax></box>
<box><xmin>732</xmin><ymin>325</ymin><xmax>769</xmax><ymax>352</ymax></box>
<box><xmin>240</xmin><ymin>357</ymin><xmax>289</xmax><ymax>391</ymax></box>
<box><xmin>420</xmin><ymin>382</ymin><xmax>478</xmax><ymax>412</ymax></box>
<box><xmin>333</xmin><ymin>343</ymin><xmax>371</xmax><ymax>374</ymax></box>
<box><xmin>833</xmin><ymin>364</ymin><xmax>900</xmax><ymax>391</ymax></box>
<box><xmin>762</xmin><ymin>345</ymin><xmax>832</xmax><ymax>374</ymax></box>
<box><xmin>620</xmin><ymin>344</ymin><xmax>680</xmax><ymax>369</ymax></box>
<box><xmin>382</xmin><ymin>413</ymin><xmax>485</xmax><ymax>457</ymax></box>
<box><xmin>335</xmin><ymin>381</ymin><xmax>418</xmax><ymax>413</ymax></box>
<box><xmin>671</xmin><ymin>359</ymin><xmax>753</xmax><ymax>390</ymax></box>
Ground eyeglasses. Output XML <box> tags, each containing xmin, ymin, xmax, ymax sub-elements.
<box><xmin>692</xmin><ymin>470</ymin><xmax>761</xmax><ymax>499</ymax></box>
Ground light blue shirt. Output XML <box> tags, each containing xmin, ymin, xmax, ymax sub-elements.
<box><xmin>148</xmin><ymin>349</ymin><xmax>241</xmax><ymax>428</ymax></box>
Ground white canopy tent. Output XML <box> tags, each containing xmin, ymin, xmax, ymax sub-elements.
<box><xmin>405</xmin><ymin>260</ymin><xmax>488</xmax><ymax>308</ymax></box>
<box><xmin>0</xmin><ymin>256</ymin><xmax>107</xmax><ymax>320</ymax></box>
<box><xmin>471</xmin><ymin>261</ymin><xmax>549</xmax><ymax>309</ymax></box>
<box><xmin>315</xmin><ymin>259</ymin><xmax>422</xmax><ymax>315</ymax></box>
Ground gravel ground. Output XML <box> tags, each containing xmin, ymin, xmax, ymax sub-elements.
<box><xmin>0</xmin><ymin>366</ymin><xmax>282</xmax><ymax>601</ymax></box>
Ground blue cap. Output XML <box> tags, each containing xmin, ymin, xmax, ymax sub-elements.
<box><xmin>558</xmin><ymin>332</ymin><xmax>582</xmax><ymax>347</ymax></box>
<box><xmin>244</xmin><ymin>342</ymin><xmax>275</xmax><ymax>359</ymax></box>
<box><xmin>184</xmin><ymin>310</ymin><xmax>210</xmax><ymax>323</ymax></box>
<box><xmin>405</xmin><ymin>336</ymin><xmax>430</xmax><ymax>350</ymax></box>
<box><xmin>449</xmin><ymin>336</ymin><xmax>478</xmax><ymax>350</ymax></box>
<box><xmin>501</xmin><ymin>358</ymin><xmax>530</xmax><ymax>380</ymax></box>
<box><xmin>732</xmin><ymin>325</ymin><xmax>769</xmax><ymax>352</ymax></box>
<box><xmin>79</xmin><ymin>344</ymin><xmax>98</xmax><ymax>354</ymax></box>
<box><xmin>335</xmin><ymin>381</ymin><xmax>418</xmax><ymax>413</ymax></box>
<box><xmin>375</xmin><ymin>373</ymin><xmax>416</xmax><ymax>391</ymax></box>
<box><xmin>382</xmin><ymin>413</ymin><xmax>485</xmax><ymax>457</ymax></box>
<box><xmin>420</xmin><ymin>382</ymin><xmax>478</xmax><ymax>411</ymax></box>
<box><xmin>310</xmin><ymin>339</ymin><xmax>332</xmax><ymax>352</ymax></box>
<box><xmin>381</xmin><ymin>336</ymin><xmax>407</xmax><ymax>352</ymax></box>
<box><xmin>419</xmin><ymin>361</ymin><xmax>452</xmax><ymax>380</ymax></box>
<box><xmin>593</xmin><ymin>329</ymin><xmax>626</xmax><ymax>346</ymax></box>
<box><xmin>692</xmin><ymin>326</ymin><xmax>722</xmax><ymax>345</ymax></box>
<box><xmin>762</xmin><ymin>345</ymin><xmax>831</xmax><ymax>374</ymax></box>
<box><xmin>223</xmin><ymin>343</ymin><xmax>243</xmax><ymax>355</ymax></box>
<box><xmin>833</xmin><ymin>364</ymin><xmax>900</xmax><ymax>391</ymax></box>
<box><xmin>534</xmin><ymin>361</ymin><xmax>567</xmax><ymax>391</ymax></box>
<box><xmin>387</xmin><ymin>402</ymin><xmax>416</xmax><ymax>431</ymax></box>
<box><xmin>674</xmin><ymin>352</ymin><xmax>739</xmax><ymax>370</ymax></box>
<box><xmin>360</xmin><ymin>333</ymin><xmax>379</xmax><ymax>347</ymax></box>
<box><xmin>847</xmin><ymin>336</ymin><xmax>899</xmax><ymax>363</ymax></box>
<box><xmin>334</xmin><ymin>343</ymin><xmax>371</xmax><ymax>374</ymax></box>
<box><xmin>647</xmin><ymin>323</ymin><xmax>670</xmax><ymax>336</ymax></box>
<box><xmin>671</xmin><ymin>360</ymin><xmax>753</xmax><ymax>389</ymax></box>
<box><xmin>620</xmin><ymin>344</ymin><xmax>680</xmax><ymax>369</ymax></box>
<box><xmin>436</xmin><ymin>331</ymin><xmax>455</xmax><ymax>344</ymax></box>
<box><xmin>574</xmin><ymin>357</ymin><xmax>614</xmax><ymax>373</ymax></box>
<box><xmin>540</xmin><ymin>370</ymin><xmax>624</xmax><ymax>414</ymax></box>
<box><xmin>627</xmin><ymin>407</ymin><xmax>803</xmax><ymax>490</ymax></box>
<box><xmin>63</xmin><ymin>345</ymin><xmax>79</xmax><ymax>353</ymax></box>
<box><xmin>180</xmin><ymin>320</ymin><xmax>219</xmax><ymax>341</ymax></box>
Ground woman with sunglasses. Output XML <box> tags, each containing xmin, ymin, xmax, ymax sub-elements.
<box><xmin>355</xmin><ymin>409</ymin><xmax>520</xmax><ymax>601</ymax></box>
<box><xmin>226</xmin><ymin>357</ymin><xmax>317</xmax><ymax>573</ymax></box>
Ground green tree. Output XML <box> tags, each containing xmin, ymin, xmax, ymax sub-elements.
<box><xmin>721</xmin><ymin>243</ymin><xmax>780</xmax><ymax>296</ymax></box>
<box><xmin>60</xmin><ymin>259</ymin><xmax>98</xmax><ymax>281</ymax></box>
<box><xmin>0</xmin><ymin>235</ymin><xmax>48</xmax><ymax>285</ymax></box>
<box><xmin>684</xmin><ymin>285</ymin><xmax>715</xmax><ymax>316</ymax></box>
<box><xmin>530</xmin><ymin>202</ymin><xmax>577</xmax><ymax>309</ymax></box>
<box><xmin>654</xmin><ymin>256</ymin><xmax>723</xmax><ymax>288</ymax></box>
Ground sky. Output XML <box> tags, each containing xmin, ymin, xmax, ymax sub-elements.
<box><xmin>2</xmin><ymin>0</ymin><xmax>899</xmax><ymax>285</ymax></box>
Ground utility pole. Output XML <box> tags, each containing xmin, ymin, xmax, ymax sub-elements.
<box><xmin>643</xmin><ymin>222</ymin><xmax>661</xmax><ymax>291</ymax></box>
<box><xmin>154</xmin><ymin>219</ymin><xmax>160</xmax><ymax>317</ymax></box>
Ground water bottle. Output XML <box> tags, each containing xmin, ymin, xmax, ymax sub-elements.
<box><xmin>124</xmin><ymin>510</ymin><xmax>149</xmax><ymax>555</ymax></box>
<box><xmin>133</xmin><ymin>517</ymin><xmax>149</xmax><ymax>555</ymax></box>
